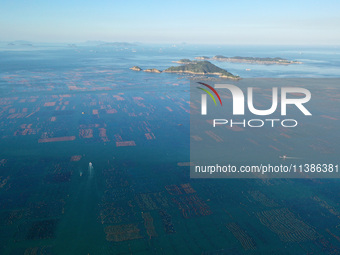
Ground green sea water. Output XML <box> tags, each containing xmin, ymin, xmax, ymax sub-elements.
<box><xmin>0</xmin><ymin>44</ymin><xmax>340</xmax><ymax>254</ymax></box>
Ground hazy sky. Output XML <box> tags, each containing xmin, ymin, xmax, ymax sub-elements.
<box><xmin>1</xmin><ymin>0</ymin><xmax>340</xmax><ymax>45</ymax></box>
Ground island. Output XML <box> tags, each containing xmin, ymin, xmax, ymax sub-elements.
<box><xmin>163</xmin><ymin>61</ymin><xmax>239</xmax><ymax>79</ymax></box>
<box><xmin>195</xmin><ymin>55</ymin><xmax>302</xmax><ymax>65</ymax></box>
<box><xmin>172</xmin><ymin>59</ymin><xmax>192</xmax><ymax>64</ymax></box>
<box><xmin>130</xmin><ymin>60</ymin><xmax>239</xmax><ymax>79</ymax></box>
<box><xmin>143</xmin><ymin>68</ymin><xmax>162</xmax><ymax>73</ymax></box>
<box><xmin>194</xmin><ymin>56</ymin><xmax>209</xmax><ymax>60</ymax></box>
<box><xmin>130</xmin><ymin>66</ymin><xmax>142</xmax><ymax>71</ymax></box>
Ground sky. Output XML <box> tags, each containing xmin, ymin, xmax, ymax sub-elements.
<box><xmin>1</xmin><ymin>0</ymin><xmax>340</xmax><ymax>45</ymax></box>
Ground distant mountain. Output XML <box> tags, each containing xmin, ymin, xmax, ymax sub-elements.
<box><xmin>8</xmin><ymin>40</ymin><xmax>33</xmax><ymax>46</ymax></box>
<box><xmin>81</xmin><ymin>41</ymin><xmax>137</xmax><ymax>47</ymax></box>
<box><xmin>97</xmin><ymin>42</ymin><xmax>137</xmax><ymax>47</ymax></box>
<box><xmin>83</xmin><ymin>40</ymin><xmax>107</xmax><ymax>45</ymax></box>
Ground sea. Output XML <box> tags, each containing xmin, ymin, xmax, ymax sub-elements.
<box><xmin>0</xmin><ymin>43</ymin><xmax>339</xmax><ymax>254</ymax></box>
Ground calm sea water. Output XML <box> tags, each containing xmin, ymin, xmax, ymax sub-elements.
<box><xmin>0</xmin><ymin>43</ymin><xmax>339</xmax><ymax>255</ymax></box>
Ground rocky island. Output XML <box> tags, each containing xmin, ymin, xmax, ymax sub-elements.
<box><xmin>194</xmin><ymin>56</ymin><xmax>209</xmax><ymax>60</ymax></box>
<box><xmin>172</xmin><ymin>59</ymin><xmax>192</xmax><ymax>64</ymax></box>
<box><xmin>130</xmin><ymin>66</ymin><xmax>142</xmax><ymax>71</ymax></box>
<box><xmin>143</xmin><ymin>68</ymin><xmax>162</xmax><ymax>73</ymax></box>
<box><xmin>130</xmin><ymin>60</ymin><xmax>239</xmax><ymax>79</ymax></box>
<box><xmin>164</xmin><ymin>61</ymin><xmax>239</xmax><ymax>79</ymax></box>
<box><xmin>194</xmin><ymin>55</ymin><xmax>302</xmax><ymax>65</ymax></box>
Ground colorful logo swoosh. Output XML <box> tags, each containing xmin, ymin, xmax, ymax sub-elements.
<box><xmin>197</xmin><ymin>82</ymin><xmax>223</xmax><ymax>106</ymax></box>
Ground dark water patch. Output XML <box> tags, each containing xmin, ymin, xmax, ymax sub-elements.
<box><xmin>26</xmin><ymin>219</ymin><xmax>58</xmax><ymax>240</ymax></box>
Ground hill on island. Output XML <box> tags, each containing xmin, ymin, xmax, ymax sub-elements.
<box><xmin>164</xmin><ymin>61</ymin><xmax>239</xmax><ymax>79</ymax></box>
